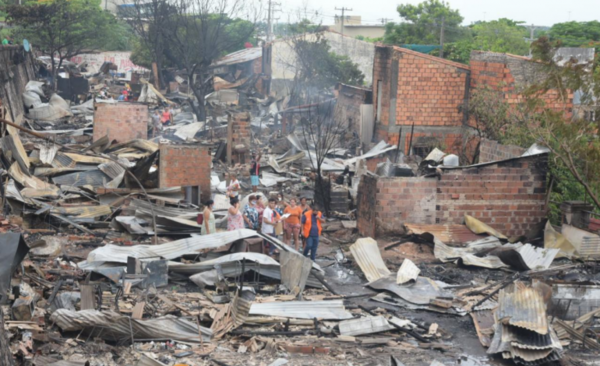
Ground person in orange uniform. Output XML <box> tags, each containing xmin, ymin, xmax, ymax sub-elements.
<box><xmin>283</xmin><ymin>198</ymin><xmax>303</xmax><ymax>251</ymax></box>
<box><xmin>301</xmin><ymin>203</ymin><xmax>325</xmax><ymax>261</ymax></box>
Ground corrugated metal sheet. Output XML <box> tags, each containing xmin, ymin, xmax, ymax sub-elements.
<box><xmin>98</xmin><ymin>161</ymin><xmax>126</xmax><ymax>179</ymax></box>
<box><xmin>39</xmin><ymin>144</ymin><xmax>59</xmax><ymax>165</ymax></box>
<box><xmin>549</xmin><ymin>284</ymin><xmax>600</xmax><ymax>321</ymax></box>
<box><xmin>496</xmin><ymin>282</ymin><xmax>548</xmax><ymax>335</ymax></box>
<box><xmin>465</xmin><ymin>214</ymin><xmax>507</xmax><ymax>239</ymax></box>
<box><xmin>249</xmin><ymin>300</ymin><xmax>353</xmax><ymax>320</ymax></box>
<box><xmin>86</xmin><ymin>229</ymin><xmax>260</xmax><ymax>263</ymax></box>
<box><xmin>350</xmin><ymin>237</ymin><xmax>391</xmax><ymax>283</ymax></box>
<box><xmin>212</xmin><ymin>47</ymin><xmax>262</xmax><ymax>67</ymax></box>
<box><xmin>405</xmin><ymin>223</ymin><xmax>488</xmax><ymax>245</ymax></box>
<box><xmin>188</xmin><ymin>264</ymin><xmax>323</xmax><ymax>289</ymax></box>
<box><xmin>496</xmin><ymin>244</ymin><xmax>560</xmax><ymax>271</ymax></box>
<box><xmin>396</xmin><ymin>258</ymin><xmax>420</xmax><ymax>284</ymax></box>
<box><xmin>132</xmin><ymin>199</ymin><xmax>198</xmax><ymax>219</ymax></box>
<box><xmin>339</xmin><ymin>316</ymin><xmax>394</xmax><ymax>336</ymax></box>
<box><xmin>51</xmin><ymin>205</ymin><xmax>112</xmax><ymax>219</ymax></box>
<box><xmin>169</xmin><ymin>252</ymin><xmax>279</xmax><ymax>274</ymax></box>
<box><xmin>488</xmin><ymin>322</ymin><xmax>563</xmax><ymax>362</ymax></box>
<box><xmin>50</xmin><ymin>309</ymin><xmax>212</xmax><ymax>342</ymax></box>
<box><xmin>52</xmin><ymin>170</ymin><xmax>111</xmax><ymax>187</ymax></box>
<box><xmin>471</xmin><ymin>310</ymin><xmax>495</xmax><ymax>347</ymax></box>
<box><xmin>369</xmin><ymin>276</ymin><xmax>451</xmax><ymax>305</ymax></box>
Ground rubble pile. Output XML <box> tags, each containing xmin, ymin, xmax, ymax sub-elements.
<box><xmin>0</xmin><ymin>50</ymin><xmax>599</xmax><ymax>366</ymax></box>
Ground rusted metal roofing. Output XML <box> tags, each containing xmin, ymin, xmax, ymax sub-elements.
<box><xmin>350</xmin><ymin>237</ymin><xmax>391</xmax><ymax>283</ymax></box>
<box><xmin>496</xmin><ymin>282</ymin><xmax>549</xmax><ymax>335</ymax></box>
<box><xmin>404</xmin><ymin>223</ymin><xmax>484</xmax><ymax>245</ymax></box>
<box><xmin>212</xmin><ymin>47</ymin><xmax>262</xmax><ymax>67</ymax></box>
<box><xmin>50</xmin><ymin>309</ymin><xmax>212</xmax><ymax>342</ymax></box>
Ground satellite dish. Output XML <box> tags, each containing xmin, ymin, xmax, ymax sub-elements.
<box><xmin>23</xmin><ymin>39</ymin><xmax>30</xmax><ymax>52</ymax></box>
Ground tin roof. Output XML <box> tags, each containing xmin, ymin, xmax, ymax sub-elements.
<box><xmin>212</xmin><ymin>47</ymin><xmax>262</xmax><ymax>67</ymax></box>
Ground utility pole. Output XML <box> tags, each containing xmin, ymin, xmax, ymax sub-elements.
<box><xmin>266</xmin><ymin>0</ymin><xmax>281</xmax><ymax>42</ymax></box>
<box><xmin>267</xmin><ymin>0</ymin><xmax>272</xmax><ymax>42</ymax></box>
<box><xmin>526</xmin><ymin>24</ymin><xmax>536</xmax><ymax>57</ymax></box>
<box><xmin>379</xmin><ymin>18</ymin><xmax>391</xmax><ymax>25</ymax></box>
<box><xmin>439</xmin><ymin>16</ymin><xmax>445</xmax><ymax>58</ymax></box>
<box><xmin>335</xmin><ymin>7</ymin><xmax>353</xmax><ymax>37</ymax></box>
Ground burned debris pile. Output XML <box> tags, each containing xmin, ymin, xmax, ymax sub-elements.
<box><xmin>0</xmin><ymin>45</ymin><xmax>598</xmax><ymax>366</ymax></box>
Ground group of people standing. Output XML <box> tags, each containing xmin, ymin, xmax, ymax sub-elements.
<box><xmin>200</xmin><ymin>152</ymin><xmax>324</xmax><ymax>261</ymax></box>
<box><xmin>201</xmin><ymin>187</ymin><xmax>324</xmax><ymax>261</ymax></box>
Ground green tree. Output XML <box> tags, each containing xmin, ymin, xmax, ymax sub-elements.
<box><xmin>160</xmin><ymin>0</ymin><xmax>257</xmax><ymax>121</ymax></box>
<box><xmin>289</xmin><ymin>34</ymin><xmax>364</xmax><ymax>104</ymax></box>
<box><xmin>273</xmin><ymin>19</ymin><xmax>324</xmax><ymax>38</ymax></box>
<box><xmin>548</xmin><ymin>21</ymin><xmax>600</xmax><ymax>47</ymax></box>
<box><xmin>383</xmin><ymin>0</ymin><xmax>464</xmax><ymax>46</ymax></box>
<box><xmin>471</xmin><ymin>18</ymin><xmax>529</xmax><ymax>55</ymax></box>
<box><xmin>103</xmin><ymin>19</ymin><xmax>135</xmax><ymax>51</ymax></box>
<box><xmin>4</xmin><ymin>0</ymin><xmax>115</xmax><ymax>89</ymax></box>
<box><xmin>467</xmin><ymin>36</ymin><xmax>600</xmax><ymax>219</ymax></box>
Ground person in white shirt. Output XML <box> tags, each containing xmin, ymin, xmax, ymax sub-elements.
<box><xmin>262</xmin><ymin>198</ymin><xmax>280</xmax><ymax>256</ymax></box>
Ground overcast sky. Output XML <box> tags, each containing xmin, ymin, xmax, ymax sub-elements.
<box><xmin>277</xmin><ymin>0</ymin><xmax>599</xmax><ymax>27</ymax></box>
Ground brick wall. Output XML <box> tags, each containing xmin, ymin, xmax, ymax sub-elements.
<box><xmin>158</xmin><ymin>144</ymin><xmax>211</xmax><ymax>201</ymax></box>
<box><xmin>357</xmin><ymin>175</ymin><xmax>437</xmax><ymax>237</ymax></box>
<box><xmin>437</xmin><ymin>154</ymin><xmax>548</xmax><ymax>238</ymax></box>
<box><xmin>228</xmin><ymin>112</ymin><xmax>251</xmax><ymax>164</ymax></box>
<box><xmin>357</xmin><ymin>154</ymin><xmax>548</xmax><ymax>238</ymax></box>
<box><xmin>372</xmin><ymin>45</ymin><xmax>470</xmax><ymax>156</ymax></box>
<box><xmin>93</xmin><ymin>103</ymin><xmax>148</xmax><ymax>143</ymax></box>
<box><xmin>479</xmin><ymin>138</ymin><xmax>527</xmax><ymax>163</ymax></box>
<box><xmin>470</xmin><ymin>51</ymin><xmax>573</xmax><ymax>118</ymax></box>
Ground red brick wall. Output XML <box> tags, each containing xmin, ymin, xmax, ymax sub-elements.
<box><xmin>470</xmin><ymin>52</ymin><xmax>573</xmax><ymax>118</ymax></box>
<box><xmin>357</xmin><ymin>154</ymin><xmax>548</xmax><ymax>238</ymax></box>
<box><xmin>229</xmin><ymin>113</ymin><xmax>251</xmax><ymax>164</ymax></box>
<box><xmin>437</xmin><ymin>154</ymin><xmax>548</xmax><ymax>237</ymax></box>
<box><xmin>231</xmin><ymin>113</ymin><xmax>250</xmax><ymax>148</ymax></box>
<box><xmin>158</xmin><ymin>144</ymin><xmax>211</xmax><ymax>201</ymax></box>
<box><xmin>93</xmin><ymin>103</ymin><xmax>148</xmax><ymax>143</ymax></box>
<box><xmin>357</xmin><ymin>175</ymin><xmax>437</xmax><ymax>237</ymax></box>
<box><xmin>394</xmin><ymin>48</ymin><xmax>469</xmax><ymax>127</ymax></box>
<box><xmin>479</xmin><ymin>138</ymin><xmax>527</xmax><ymax>163</ymax></box>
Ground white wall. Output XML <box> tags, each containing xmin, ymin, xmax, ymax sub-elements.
<box><xmin>270</xmin><ymin>31</ymin><xmax>374</xmax><ymax>86</ymax></box>
<box><xmin>70</xmin><ymin>52</ymin><xmax>147</xmax><ymax>73</ymax></box>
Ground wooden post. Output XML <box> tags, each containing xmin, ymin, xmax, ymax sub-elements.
<box><xmin>0</xmin><ymin>307</ymin><xmax>15</xmax><ymax>365</ymax></box>
<box><xmin>226</xmin><ymin>115</ymin><xmax>233</xmax><ymax>166</ymax></box>
<box><xmin>152</xmin><ymin>62</ymin><xmax>160</xmax><ymax>90</ymax></box>
<box><xmin>281</xmin><ymin>114</ymin><xmax>287</xmax><ymax>135</ymax></box>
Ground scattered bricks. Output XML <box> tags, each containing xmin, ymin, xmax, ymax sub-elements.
<box><xmin>158</xmin><ymin>144</ymin><xmax>211</xmax><ymax>201</ymax></box>
<box><xmin>93</xmin><ymin>103</ymin><xmax>149</xmax><ymax>143</ymax></box>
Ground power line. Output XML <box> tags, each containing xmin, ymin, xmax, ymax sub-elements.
<box><xmin>334</xmin><ymin>6</ymin><xmax>353</xmax><ymax>37</ymax></box>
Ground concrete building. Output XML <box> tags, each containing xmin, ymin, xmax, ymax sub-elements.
<box><xmin>327</xmin><ymin>16</ymin><xmax>386</xmax><ymax>39</ymax></box>
<box><xmin>263</xmin><ymin>30</ymin><xmax>375</xmax><ymax>98</ymax></box>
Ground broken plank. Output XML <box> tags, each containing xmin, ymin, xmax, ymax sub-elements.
<box><xmin>80</xmin><ymin>285</ymin><xmax>95</xmax><ymax>310</ymax></box>
<box><xmin>132</xmin><ymin>301</ymin><xmax>145</xmax><ymax>319</ymax></box>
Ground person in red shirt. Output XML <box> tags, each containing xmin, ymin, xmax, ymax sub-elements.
<box><xmin>161</xmin><ymin>107</ymin><xmax>172</xmax><ymax>126</ymax></box>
